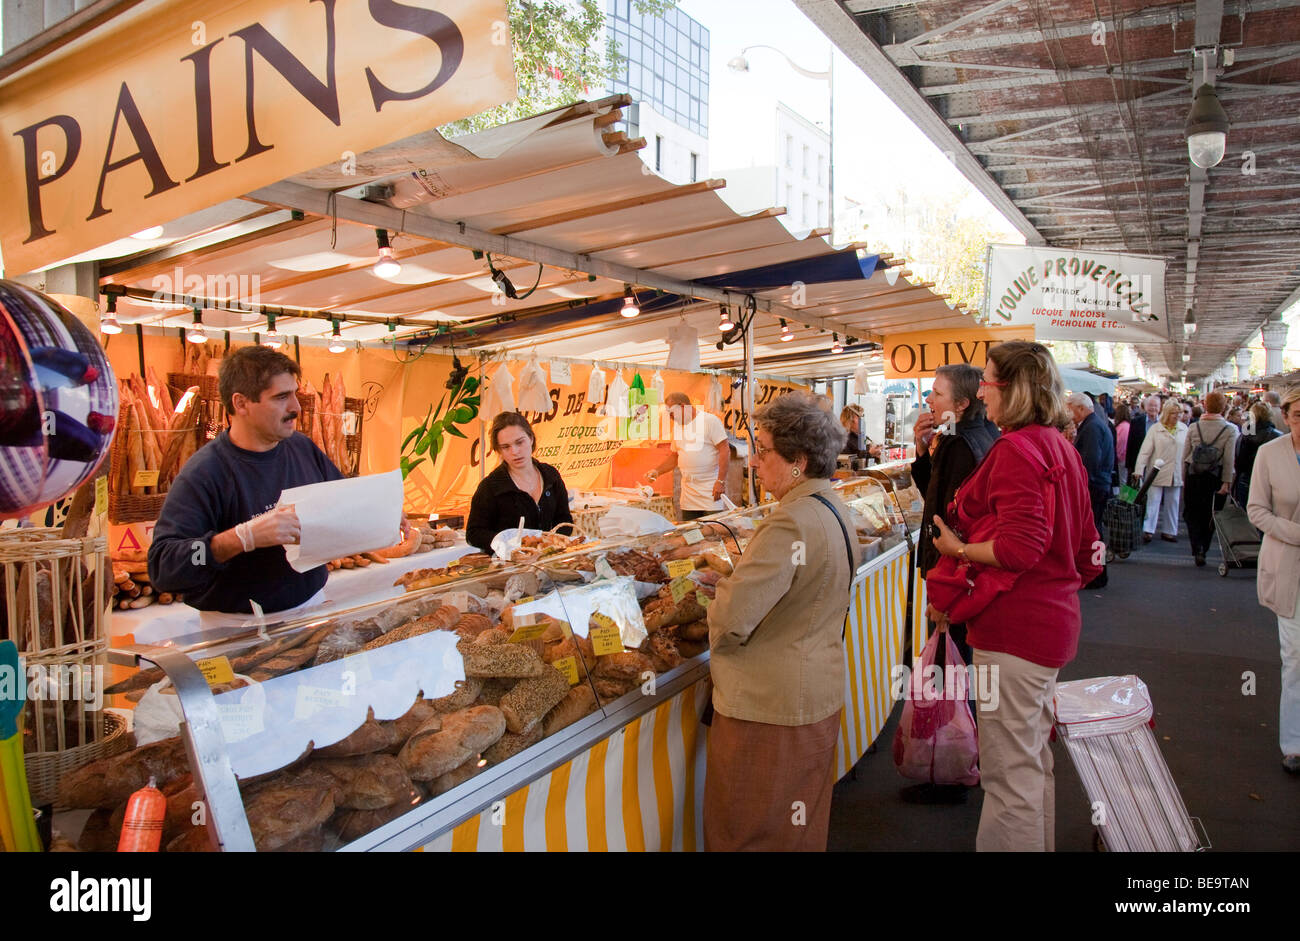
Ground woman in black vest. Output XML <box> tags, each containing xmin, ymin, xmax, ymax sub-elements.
<box><xmin>906</xmin><ymin>363</ymin><xmax>1000</xmax><ymax>803</ymax></box>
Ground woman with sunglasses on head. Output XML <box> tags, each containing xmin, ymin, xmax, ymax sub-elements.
<box><xmin>465</xmin><ymin>412</ymin><xmax>573</xmax><ymax>554</ymax></box>
<box><xmin>926</xmin><ymin>341</ymin><xmax>1102</xmax><ymax>851</ymax></box>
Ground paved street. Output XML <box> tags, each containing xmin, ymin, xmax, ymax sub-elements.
<box><xmin>829</xmin><ymin>525</ymin><xmax>1299</xmax><ymax>852</ymax></box>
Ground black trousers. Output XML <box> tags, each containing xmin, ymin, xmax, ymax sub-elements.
<box><xmin>1087</xmin><ymin>486</ymin><xmax>1109</xmax><ymax>588</ymax></box>
<box><xmin>1183</xmin><ymin>475</ymin><xmax>1227</xmax><ymax>556</ymax></box>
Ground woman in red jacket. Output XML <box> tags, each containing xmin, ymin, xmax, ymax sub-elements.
<box><xmin>928</xmin><ymin>341</ymin><xmax>1102</xmax><ymax>851</ymax></box>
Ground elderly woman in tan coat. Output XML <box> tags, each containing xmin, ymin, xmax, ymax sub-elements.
<box><xmin>705</xmin><ymin>392</ymin><xmax>861</xmax><ymax>850</ymax></box>
<box><xmin>1134</xmin><ymin>399</ymin><xmax>1186</xmax><ymax>542</ymax></box>
<box><xmin>1246</xmin><ymin>385</ymin><xmax>1300</xmax><ymax>774</ymax></box>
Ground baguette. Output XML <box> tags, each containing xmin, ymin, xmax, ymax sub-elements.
<box><xmin>124</xmin><ymin>404</ymin><xmax>147</xmax><ymax>494</ymax></box>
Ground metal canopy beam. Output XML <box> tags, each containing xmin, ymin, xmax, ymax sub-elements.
<box><xmin>244</xmin><ymin>180</ymin><xmax>866</xmax><ymax>338</ymax></box>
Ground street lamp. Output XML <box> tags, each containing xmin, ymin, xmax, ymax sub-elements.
<box><xmin>728</xmin><ymin>44</ymin><xmax>835</xmax><ymax>241</ymax></box>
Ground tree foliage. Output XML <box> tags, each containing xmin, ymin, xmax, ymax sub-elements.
<box><xmin>442</xmin><ymin>0</ymin><xmax>676</xmax><ymax>136</ymax></box>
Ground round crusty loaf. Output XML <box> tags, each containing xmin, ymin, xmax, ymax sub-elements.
<box><xmin>313</xmin><ymin>754</ymin><xmax>414</xmax><ymax>810</ymax></box>
<box><xmin>398</xmin><ymin>705</ymin><xmax>507</xmax><ymax>781</ymax></box>
<box><xmin>453</xmin><ymin>613</ymin><xmax>495</xmax><ymax>640</ymax></box>
<box><xmin>543</xmin><ymin>685</ymin><xmax>598</xmax><ymax>736</ymax></box>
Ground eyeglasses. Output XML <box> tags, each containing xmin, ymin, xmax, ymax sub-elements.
<box><xmin>979</xmin><ymin>379</ymin><xmax>1009</xmax><ymax>389</ymax></box>
<box><xmin>752</xmin><ymin>442</ymin><xmax>773</xmax><ymax>459</ymax></box>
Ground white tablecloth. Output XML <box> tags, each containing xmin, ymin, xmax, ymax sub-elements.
<box><xmin>113</xmin><ymin>542</ymin><xmax>476</xmax><ymax>646</ymax></box>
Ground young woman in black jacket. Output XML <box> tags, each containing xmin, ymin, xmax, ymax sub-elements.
<box><xmin>466</xmin><ymin>412</ymin><xmax>573</xmax><ymax>554</ymax></box>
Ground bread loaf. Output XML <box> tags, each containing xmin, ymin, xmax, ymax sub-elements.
<box><xmin>543</xmin><ymin>686</ymin><xmax>598</xmax><ymax>736</ymax></box>
<box><xmin>386</xmin><ymin>698</ymin><xmax>440</xmax><ymax>745</ymax></box>
<box><xmin>430</xmin><ymin>757</ymin><xmax>487</xmax><ymax>796</ymax></box>
<box><xmin>594</xmin><ymin>650</ymin><xmax>655</xmax><ymax>683</ymax></box>
<box><xmin>676</xmin><ymin>637</ymin><xmax>709</xmax><ymax>659</ymax></box>
<box><xmin>429</xmin><ymin>677</ymin><xmax>483</xmax><ymax>713</ymax></box>
<box><xmin>165</xmin><ymin>823</ymin><xmax>214</xmax><ymax>853</ymax></box>
<box><xmin>643</xmin><ymin>632</ymin><xmax>684</xmax><ymax>673</ymax></box>
<box><xmin>58</xmin><ymin>735</ymin><xmax>189</xmax><ymax>809</ymax></box>
<box><xmin>313</xmin><ymin>754</ymin><xmax>413</xmax><ymax>810</ymax></box>
<box><xmin>363</xmin><ymin>604</ymin><xmax>461</xmax><ymax>651</ymax></box>
<box><xmin>334</xmin><ymin>785</ymin><xmax>422</xmax><ymax>842</ymax></box>
<box><xmin>452</xmin><ymin>613</ymin><xmax>494</xmax><ymax>640</ymax></box>
<box><xmin>678</xmin><ymin>619</ymin><xmax>709</xmax><ymax>641</ymax></box>
<box><xmin>482</xmin><ymin>723</ymin><xmax>544</xmax><ymax>765</ymax></box>
<box><xmin>474</xmin><ymin>678</ymin><xmax>516</xmax><ymax>707</ymax></box>
<box><xmin>457</xmin><ymin>637</ymin><xmax>544</xmax><ymax>679</ymax></box>
<box><xmin>242</xmin><ymin>770</ymin><xmax>340</xmax><ymax>851</ymax></box>
<box><xmin>544</xmin><ymin>633</ymin><xmax>596</xmax><ymax>672</ymax></box>
<box><xmin>398</xmin><ymin>706</ymin><xmax>506</xmax><ymax>781</ymax></box>
<box><xmin>499</xmin><ymin>666</ymin><xmax>570</xmax><ymax>734</ymax></box>
<box><xmin>593</xmin><ymin>676</ymin><xmax>637</xmax><ymax>701</ymax></box>
<box><xmin>315</xmin><ymin>708</ymin><xmax>397</xmax><ymax>758</ymax></box>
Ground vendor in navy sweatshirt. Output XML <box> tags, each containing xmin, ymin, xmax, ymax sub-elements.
<box><xmin>148</xmin><ymin>346</ymin><xmax>343</xmax><ymax>622</ymax></box>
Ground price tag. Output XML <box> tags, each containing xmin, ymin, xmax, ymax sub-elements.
<box><xmin>94</xmin><ymin>476</ymin><xmax>108</xmax><ymax>516</ymax></box>
<box><xmin>594</xmin><ymin>556</ymin><xmax>617</xmax><ymax>581</ymax></box>
<box><xmin>670</xmin><ymin>575</ymin><xmax>693</xmax><ymax>603</ymax></box>
<box><xmin>590</xmin><ymin>614</ymin><xmax>622</xmax><ymax>656</ymax></box>
<box><xmin>293</xmin><ymin>684</ymin><xmax>345</xmax><ymax>721</ymax></box>
<box><xmin>217</xmin><ymin>702</ymin><xmax>264</xmax><ymax>743</ymax></box>
<box><xmin>683</xmin><ymin>527</ymin><xmax>705</xmax><ymax>545</ymax></box>
<box><xmin>552</xmin><ymin>655</ymin><xmax>580</xmax><ymax>686</ymax></box>
<box><xmin>133</xmin><ymin>469</ymin><xmax>159</xmax><ymax>488</ymax></box>
<box><xmin>695</xmin><ymin>590</ymin><xmax>712</xmax><ymax>609</ymax></box>
<box><xmin>508</xmin><ymin>620</ymin><xmax>549</xmax><ymax>643</ymax></box>
<box><xmin>195</xmin><ymin>656</ymin><xmax>234</xmax><ymax>686</ymax></box>
<box><xmin>665</xmin><ymin>558</ymin><xmax>696</xmax><ymax>579</ymax></box>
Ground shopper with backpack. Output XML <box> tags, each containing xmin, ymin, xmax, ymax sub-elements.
<box><xmin>1182</xmin><ymin>391</ymin><xmax>1238</xmax><ymax>567</ymax></box>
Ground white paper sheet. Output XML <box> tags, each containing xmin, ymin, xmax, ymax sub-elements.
<box><xmin>279</xmin><ymin>470</ymin><xmax>403</xmax><ymax>573</ymax></box>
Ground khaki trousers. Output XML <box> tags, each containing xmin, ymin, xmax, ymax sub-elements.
<box><xmin>972</xmin><ymin>648</ymin><xmax>1059</xmax><ymax>852</ymax></box>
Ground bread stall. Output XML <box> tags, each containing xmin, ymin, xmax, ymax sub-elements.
<box><xmin>66</xmin><ymin>471</ymin><xmax>933</xmax><ymax>852</ymax></box>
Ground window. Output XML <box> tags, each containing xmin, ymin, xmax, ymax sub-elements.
<box><xmin>818</xmin><ymin>155</ymin><xmax>825</xmax><ymax>186</ymax></box>
<box><xmin>818</xmin><ymin>200</ymin><xmax>825</xmax><ymax>227</ymax></box>
<box><xmin>803</xmin><ymin>145</ymin><xmax>810</xmax><ymax>178</ymax></box>
<box><xmin>802</xmin><ymin>192</ymin><xmax>810</xmax><ymax>224</ymax></box>
<box><xmin>785</xmin><ymin>182</ymin><xmax>792</xmax><ymax>209</ymax></box>
<box><xmin>655</xmin><ymin>135</ymin><xmax>663</xmax><ymax>172</ymax></box>
<box><xmin>785</xmin><ymin>134</ymin><xmax>793</xmax><ymax>168</ymax></box>
<box><xmin>690</xmin><ymin>152</ymin><xmax>698</xmax><ymax>182</ymax></box>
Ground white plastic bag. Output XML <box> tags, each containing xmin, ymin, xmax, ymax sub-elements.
<box><xmin>517</xmin><ymin>356</ymin><xmax>551</xmax><ymax>413</ymax></box>
<box><xmin>666</xmin><ymin>321</ymin><xmax>700</xmax><ymax>372</ymax></box>
<box><xmin>606</xmin><ymin>371</ymin><xmax>630</xmax><ymax>418</ymax></box>
<box><xmin>597</xmin><ymin>504</ymin><xmax>675</xmax><ymax>537</ymax></box>
<box><xmin>705</xmin><ymin>375</ymin><xmax>723</xmax><ymax>413</ymax></box>
<box><xmin>650</xmin><ymin>370</ymin><xmax>665</xmax><ymax>400</ymax></box>
<box><xmin>587</xmin><ymin>365</ymin><xmax>606</xmax><ymax>409</ymax></box>
<box><xmin>484</xmin><ymin>363</ymin><xmax>516</xmax><ymax>416</ymax></box>
<box><xmin>854</xmin><ymin>361</ymin><xmax>871</xmax><ymax>395</ymax></box>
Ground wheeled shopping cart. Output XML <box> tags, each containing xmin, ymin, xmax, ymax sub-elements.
<box><xmin>1212</xmin><ymin>496</ymin><xmax>1261</xmax><ymax>577</ymax></box>
<box><xmin>1054</xmin><ymin>675</ymin><xmax>1207</xmax><ymax>852</ymax></box>
<box><xmin>1103</xmin><ymin>466</ymin><xmax>1160</xmax><ymax>562</ymax></box>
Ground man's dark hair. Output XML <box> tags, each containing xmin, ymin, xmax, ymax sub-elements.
<box><xmin>218</xmin><ymin>346</ymin><xmax>301</xmax><ymax>412</ymax></box>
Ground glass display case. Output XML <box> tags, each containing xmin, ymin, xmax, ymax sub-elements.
<box><xmin>86</xmin><ymin>518</ymin><xmax>753</xmax><ymax>852</ymax></box>
<box><xmin>866</xmin><ymin>461</ymin><xmax>925</xmax><ymax>533</ymax></box>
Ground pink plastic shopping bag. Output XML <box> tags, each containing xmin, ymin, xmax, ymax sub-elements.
<box><xmin>892</xmin><ymin>629</ymin><xmax>980</xmax><ymax>786</ymax></box>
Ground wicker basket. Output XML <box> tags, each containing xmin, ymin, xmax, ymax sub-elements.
<box><xmin>298</xmin><ymin>394</ymin><xmax>365</xmax><ymax>477</ymax></box>
<box><xmin>26</xmin><ymin>710</ymin><xmax>130</xmax><ymax>807</ymax></box>
<box><xmin>0</xmin><ymin>528</ymin><xmax>109</xmax><ymax>663</ymax></box>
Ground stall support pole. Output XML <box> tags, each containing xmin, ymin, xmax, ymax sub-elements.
<box><xmin>744</xmin><ymin>312</ymin><xmax>757</xmax><ymax>506</ymax></box>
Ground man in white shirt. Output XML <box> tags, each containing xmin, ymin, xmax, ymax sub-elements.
<box><xmin>645</xmin><ymin>392</ymin><xmax>730</xmax><ymax>520</ymax></box>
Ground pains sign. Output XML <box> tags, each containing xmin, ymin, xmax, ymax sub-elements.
<box><xmin>0</xmin><ymin>0</ymin><xmax>516</xmax><ymax>275</ymax></box>
<box><xmin>985</xmin><ymin>245</ymin><xmax>1170</xmax><ymax>343</ymax></box>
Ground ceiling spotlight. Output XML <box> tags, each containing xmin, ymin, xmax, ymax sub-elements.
<box><xmin>621</xmin><ymin>287</ymin><xmax>640</xmax><ymax>319</ymax></box>
<box><xmin>831</xmin><ymin>333</ymin><xmax>843</xmax><ymax>354</ymax></box>
<box><xmin>262</xmin><ymin>313</ymin><xmax>282</xmax><ymax>349</ymax></box>
<box><xmin>328</xmin><ymin>320</ymin><xmax>346</xmax><ymax>354</ymax></box>
<box><xmin>779</xmin><ymin>318</ymin><xmax>793</xmax><ymax>342</ymax></box>
<box><xmin>719</xmin><ymin>306</ymin><xmax>735</xmax><ymax>331</ymax></box>
<box><xmin>1182</xmin><ymin>352</ymin><xmax>1191</xmax><ymax>363</ymax></box>
<box><xmin>373</xmin><ymin>229</ymin><xmax>401</xmax><ymax>279</ymax></box>
<box><xmin>130</xmin><ymin>225</ymin><xmax>165</xmax><ymax>240</ymax></box>
<box><xmin>100</xmin><ymin>295</ymin><xmax>122</xmax><ymax>335</ymax></box>
<box><xmin>186</xmin><ymin>308</ymin><xmax>207</xmax><ymax>344</ymax></box>
<box><xmin>1183</xmin><ymin>310</ymin><xmax>1196</xmax><ymax>339</ymax></box>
